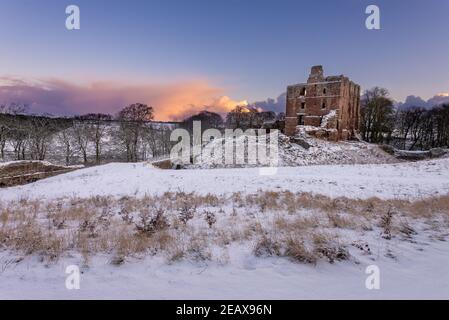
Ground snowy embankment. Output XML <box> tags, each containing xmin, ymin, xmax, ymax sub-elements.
<box><xmin>1</xmin><ymin>158</ymin><xmax>449</xmax><ymax>201</ymax></box>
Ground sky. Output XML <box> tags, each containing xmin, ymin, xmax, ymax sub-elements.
<box><xmin>0</xmin><ymin>0</ymin><xmax>448</xmax><ymax>120</ymax></box>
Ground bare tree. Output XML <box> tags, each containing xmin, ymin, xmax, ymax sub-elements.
<box><xmin>182</xmin><ymin>111</ymin><xmax>224</xmax><ymax>134</ymax></box>
<box><xmin>0</xmin><ymin>105</ymin><xmax>10</xmax><ymax>159</ymax></box>
<box><xmin>56</xmin><ymin>125</ymin><xmax>77</xmax><ymax>165</ymax></box>
<box><xmin>225</xmin><ymin>106</ymin><xmax>274</xmax><ymax>130</ymax></box>
<box><xmin>360</xmin><ymin>87</ymin><xmax>394</xmax><ymax>143</ymax></box>
<box><xmin>77</xmin><ymin>113</ymin><xmax>112</xmax><ymax>164</ymax></box>
<box><xmin>8</xmin><ymin>123</ymin><xmax>28</xmax><ymax>160</ymax></box>
<box><xmin>73</xmin><ymin>121</ymin><xmax>91</xmax><ymax>164</ymax></box>
<box><xmin>225</xmin><ymin>106</ymin><xmax>256</xmax><ymax>130</ymax></box>
<box><xmin>117</xmin><ymin>103</ymin><xmax>154</xmax><ymax>162</ymax></box>
<box><xmin>0</xmin><ymin>104</ymin><xmax>28</xmax><ymax>159</ymax></box>
<box><xmin>396</xmin><ymin>107</ymin><xmax>425</xmax><ymax>149</ymax></box>
<box><xmin>407</xmin><ymin>108</ymin><xmax>426</xmax><ymax>150</ymax></box>
<box><xmin>28</xmin><ymin>116</ymin><xmax>58</xmax><ymax>160</ymax></box>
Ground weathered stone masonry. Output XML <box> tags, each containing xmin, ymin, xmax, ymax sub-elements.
<box><xmin>285</xmin><ymin>65</ymin><xmax>361</xmax><ymax>140</ymax></box>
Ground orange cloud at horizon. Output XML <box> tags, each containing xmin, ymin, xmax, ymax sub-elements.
<box><xmin>0</xmin><ymin>76</ymin><xmax>248</xmax><ymax>121</ymax></box>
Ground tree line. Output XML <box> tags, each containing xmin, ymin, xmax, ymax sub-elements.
<box><xmin>360</xmin><ymin>87</ymin><xmax>449</xmax><ymax>150</ymax></box>
<box><xmin>0</xmin><ymin>102</ymin><xmax>283</xmax><ymax>166</ymax></box>
<box><xmin>0</xmin><ymin>103</ymin><xmax>173</xmax><ymax>165</ymax></box>
<box><xmin>2</xmin><ymin>90</ymin><xmax>445</xmax><ymax>166</ymax></box>
<box><xmin>180</xmin><ymin>106</ymin><xmax>281</xmax><ymax>135</ymax></box>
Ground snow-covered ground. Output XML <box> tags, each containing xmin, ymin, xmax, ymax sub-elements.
<box><xmin>187</xmin><ymin>131</ymin><xmax>398</xmax><ymax>169</ymax></box>
<box><xmin>2</xmin><ymin>237</ymin><xmax>448</xmax><ymax>299</ymax></box>
<box><xmin>1</xmin><ymin>159</ymin><xmax>449</xmax><ymax>299</ymax></box>
<box><xmin>1</xmin><ymin>158</ymin><xmax>449</xmax><ymax>201</ymax></box>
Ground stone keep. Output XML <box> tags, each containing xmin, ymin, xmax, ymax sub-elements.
<box><xmin>285</xmin><ymin>65</ymin><xmax>361</xmax><ymax>140</ymax></box>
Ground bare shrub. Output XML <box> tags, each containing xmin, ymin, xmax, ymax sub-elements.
<box><xmin>177</xmin><ymin>196</ymin><xmax>196</xmax><ymax>225</ymax></box>
<box><xmin>252</xmin><ymin>191</ymin><xmax>280</xmax><ymax>212</ymax></box>
<box><xmin>312</xmin><ymin>233</ymin><xmax>349</xmax><ymax>263</ymax></box>
<box><xmin>186</xmin><ymin>238</ymin><xmax>211</xmax><ymax>262</ymax></box>
<box><xmin>284</xmin><ymin>237</ymin><xmax>317</xmax><ymax>264</ymax></box>
<box><xmin>326</xmin><ymin>212</ymin><xmax>355</xmax><ymax>229</ymax></box>
<box><xmin>379</xmin><ymin>207</ymin><xmax>394</xmax><ymax>240</ymax></box>
<box><xmin>167</xmin><ymin>245</ymin><xmax>185</xmax><ymax>263</ymax></box>
<box><xmin>119</xmin><ymin>208</ymin><xmax>134</xmax><ymax>224</ymax></box>
<box><xmin>351</xmin><ymin>241</ymin><xmax>372</xmax><ymax>255</ymax></box>
<box><xmin>282</xmin><ymin>191</ymin><xmax>297</xmax><ymax>214</ymax></box>
<box><xmin>135</xmin><ymin>206</ymin><xmax>168</xmax><ymax>235</ymax></box>
<box><xmin>398</xmin><ymin>220</ymin><xmax>417</xmax><ymax>240</ymax></box>
<box><xmin>79</xmin><ymin>219</ymin><xmax>100</xmax><ymax>238</ymax></box>
<box><xmin>202</xmin><ymin>193</ymin><xmax>221</xmax><ymax>207</ymax></box>
<box><xmin>254</xmin><ymin>234</ymin><xmax>281</xmax><ymax>257</ymax></box>
<box><xmin>231</xmin><ymin>192</ymin><xmax>245</xmax><ymax>207</ymax></box>
<box><xmin>204</xmin><ymin>210</ymin><xmax>216</xmax><ymax>228</ymax></box>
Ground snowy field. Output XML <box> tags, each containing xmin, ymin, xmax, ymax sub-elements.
<box><xmin>1</xmin><ymin>238</ymin><xmax>449</xmax><ymax>300</ymax></box>
<box><xmin>1</xmin><ymin>159</ymin><xmax>449</xmax><ymax>299</ymax></box>
<box><xmin>1</xmin><ymin>158</ymin><xmax>449</xmax><ymax>201</ymax></box>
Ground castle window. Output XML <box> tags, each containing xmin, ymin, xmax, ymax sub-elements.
<box><xmin>322</xmin><ymin>102</ymin><xmax>326</xmax><ymax>109</ymax></box>
<box><xmin>300</xmin><ymin>87</ymin><xmax>306</xmax><ymax>96</ymax></box>
<box><xmin>323</xmin><ymin>88</ymin><xmax>327</xmax><ymax>95</ymax></box>
<box><xmin>301</xmin><ymin>102</ymin><xmax>305</xmax><ymax>109</ymax></box>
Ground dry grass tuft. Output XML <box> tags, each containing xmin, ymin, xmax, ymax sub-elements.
<box><xmin>0</xmin><ymin>191</ymin><xmax>448</xmax><ymax>266</ymax></box>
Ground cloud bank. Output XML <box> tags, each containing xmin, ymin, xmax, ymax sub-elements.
<box><xmin>396</xmin><ymin>93</ymin><xmax>449</xmax><ymax>110</ymax></box>
<box><xmin>3</xmin><ymin>76</ymin><xmax>444</xmax><ymax>120</ymax></box>
<box><xmin>249</xmin><ymin>91</ymin><xmax>449</xmax><ymax>113</ymax></box>
<box><xmin>250</xmin><ymin>92</ymin><xmax>286</xmax><ymax>114</ymax></box>
<box><xmin>0</xmin><ymin>77</ymin><xmax>248</xmax><ymax>121</ymax></box>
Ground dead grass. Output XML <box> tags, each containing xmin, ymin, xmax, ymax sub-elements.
<box><xmin>0</xmin><ymin>191</ymin><xmax>447</xmax><ymax>265</ymax></box>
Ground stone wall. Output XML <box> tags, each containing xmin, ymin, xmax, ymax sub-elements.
<box><xmin>285</xmin><ymin>65</ymin><xmax>360</xmax><ymax>140</ymax></box>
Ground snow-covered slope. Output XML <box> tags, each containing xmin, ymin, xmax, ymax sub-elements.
<box><xmin>1</xmin><ymin>158</ymin><xmax>448</xmax><ymax>201</ymax></box>
<box><xmin>187</xmin><ymin>131</ymin><xmax>397</xmax><ymax>169</ymax></box>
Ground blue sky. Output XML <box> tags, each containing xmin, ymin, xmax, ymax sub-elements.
<box><xmin>0</xmin><ymin>0</ymin><xmax>448</xmax><ymax>119</ymax></box>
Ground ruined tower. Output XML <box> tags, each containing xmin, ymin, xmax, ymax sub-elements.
<box><xmin>285</xmin><ymin>65</ymin><xmax>361</xmax><ymax>140</ymax></box>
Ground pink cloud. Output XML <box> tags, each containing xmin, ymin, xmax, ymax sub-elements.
<box><xmin>0</xmin><ymin>76</ymin><xmax>247</xmax><ymax>121</ymax></box>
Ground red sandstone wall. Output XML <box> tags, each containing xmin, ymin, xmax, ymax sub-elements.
<box><xmin>285</xmin><ymin>66</ymin><xmax>360</xmax><ymax>139</ymax></box>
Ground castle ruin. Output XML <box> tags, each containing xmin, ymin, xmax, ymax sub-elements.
<box><xmin>285</xmin><ymin>65</ymin><xmax>361</xmax><ymax>140</ymax></box>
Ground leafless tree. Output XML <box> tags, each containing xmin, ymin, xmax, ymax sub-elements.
<box><xmin>28</xmin><ymin>116</ymin><xmax>58</xmax><ymax>160</ymax></box>
<box><xmin>0</xmin><ymin>106</ymin><xmax>10</xmax><ymax>159</ymax></box>
<box><xmin>0</xmin><ymin>104</ymin><xmax>28</xmax><ymax>159</ymax></box>
<box><xmin>182</xmin><ymin>111</ymin><xmax>224</xmax><ymax>134</ymax></box>
<box><xmin>360</xmin><ymin>87</ymin><xmax>394</xmax><ymax>143</ymax></box>
<box><xmin>73</xmin><ymin>120</ymin><xmax>91</xmax><ymax>164</ymax></box>
<box><xmin>77</xmin><ymin>113</ymin><xmax>112</xmax><ymax>164</ymax></box>
<box><xmin>225</xmin><ymin>106</ymin><xmax>275</xmax><ymax>130</ymax></box>
<box><xmin>395</xmin><ymin>107</ymin><xmax>426</xmax><ymax>149</ymax></box>
<box><xmin>56</xmin><ymin>125</ymin><xmax>77</xmax><ymax>165</ymax></box>
<box><xmin>117</xmin><ymin>103</ymin><xmax>154</xmax><ymax>162</ymax></box>
<box><xmin>394</xmin><ymin>105</ymin><xmax>449</xmax><ymax>150</ymax></box>
<box><xmin>225</xmin><ymin>105</ymin><xmax>252</xmax><ymax>130</ymax></box>
<box><xmin>8</xmin><ymin>123</ymin><xmax>28</xmax><ymax>160</ymax></box>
